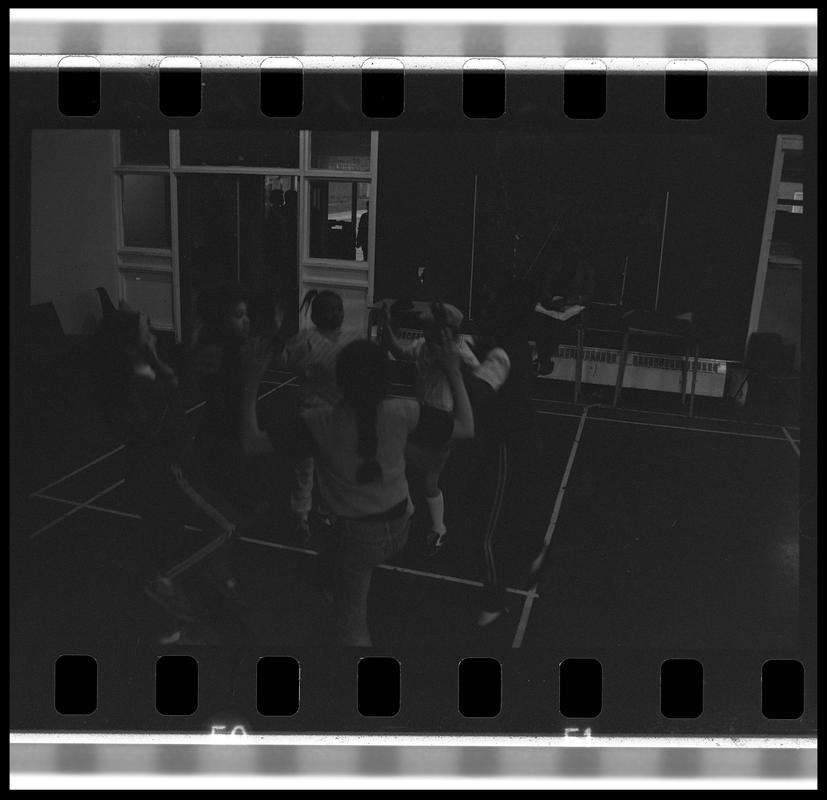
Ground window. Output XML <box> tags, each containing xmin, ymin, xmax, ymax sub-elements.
<box><xmin>120</xmin><ymin>129</ymin><xmax>169</xmax><ymax>165</ymax></box>
<box><xmin>121</xmin><ymin>271</ymin><xmax>174</xmax><ymax>328</ymax></box>
<box><xmin>308</xmin><ymin>180</ymin><xmax>370</xmax><ymax>261</ymax></box>
<box><xmin>309</xmin><ymin>131</ymin><xmax>371</xmax><ymax>172</ymax></box>
<box><xmin>121</xmin><ymin>174</ymin><xmax>171</xmax><ymax>249</ymax></box>
<box><xmin>180</xmin><ymin>130</ymin><xmax>299</xmax><ymax>168</ymax></box>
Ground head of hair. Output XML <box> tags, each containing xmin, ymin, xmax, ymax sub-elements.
<box><xmin>284</xmin><ymin>189</ymin><xmax>298</xmax><ymax>209</ymax></box>
<box><xmin>196</xmin><ymin>282</ymin><xmax>248</xmax><ymax>329</ymax></box>
<box><xmin>336</xmin><ymin>340</ymin><xmax>389</xmax><ymax>484</ymax></box>
<box><xmin>300</xmin><ymin>289</ymin><xmax>344</xmax><ymax>332</ymax></box>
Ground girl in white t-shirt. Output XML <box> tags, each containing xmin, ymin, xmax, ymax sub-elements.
<box><xmin>274</xmin><ymin>290</ymin><xmax>363</xmax><ymax>540</ymax></box>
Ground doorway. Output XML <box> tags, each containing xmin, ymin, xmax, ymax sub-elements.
<box><xmin>177</xmin><ymin>173</ymin><xmax>300</xmax><ymax>337</ymax></box>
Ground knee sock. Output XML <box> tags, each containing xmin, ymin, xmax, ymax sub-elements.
<box><xmin>426</xmin><ymin>492</ymin><xmax>447</xmax><ymax>534</ymax></box>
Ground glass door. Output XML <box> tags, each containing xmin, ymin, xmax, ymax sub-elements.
<box><xmin>299</xmin><ymin>131</ymin><xmax>378</xmax><ymax>334</ymax></box>
<box><xmin>177</xmin><ymin>173</ymin><xmax>301</xmax><ymax>338</ymax></box>
<box><xmin>176</xmin><ymin>173</ymin><xmax>239</xmax><ymax>340</ymax></box>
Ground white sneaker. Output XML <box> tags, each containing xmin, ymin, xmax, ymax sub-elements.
<box><xmin>424</xmin><ymin>529</ymin><xmax>447</xmax><ymax>557</ymax></box>
<box><xmin>158</xmin><ymin>629</ymin><xmax>183</xmax><ymax>645</ymax></box>
<box><xmin>476</xmin><ymin>607</ymin><xmax>508</xmax><ymax>627</ymax></box>
<box><xmin>144</xmin><ymin>576</ymin><xmax>196</xmax><ymax>622</ymax></box>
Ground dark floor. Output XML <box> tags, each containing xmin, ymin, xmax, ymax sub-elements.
<box><xmin>11</xmin><ymin>362</ymin><xmax>801</xmax><ymax>655</ymax></box>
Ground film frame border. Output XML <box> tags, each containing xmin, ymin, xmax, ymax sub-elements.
<box><xmin>9</xmin><ymin>12</ymin><xmax>816</xmax><ymax>788</ymax></box>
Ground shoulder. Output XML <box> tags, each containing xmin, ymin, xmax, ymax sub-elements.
<box><xmin>288</xmin><ymin>329</ymin><xmax>310</xmax><ymax>346</ymax></box>
<box><xmin>284</xmin><ymin>329</ymin><xmax>311</xmax><ymax>356</ymax></box>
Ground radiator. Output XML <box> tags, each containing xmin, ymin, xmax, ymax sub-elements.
<box><xmin>549</xmin><ymin>343</ymin><xmax>728</xmax><ymax>398</ymax></box>
<box><xmin>370</xmin><ymin>327</ymin><xmax>728</xmax><ymax>399</ymax></box>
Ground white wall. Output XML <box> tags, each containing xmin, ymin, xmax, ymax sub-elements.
<box><xmin>30</xmin><ymin>130</ymin><xmax>119</xmax><ymax>334</ymax></box>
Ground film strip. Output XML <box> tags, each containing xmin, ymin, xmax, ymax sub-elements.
<box><xmin>10</xmin><ymin>11</ymin><xmax>817</xmax><ymax>787</ymax></box>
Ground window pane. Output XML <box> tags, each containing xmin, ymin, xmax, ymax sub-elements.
<box><xmin>310</xmin><ymin>131</ymin><xmax>371</xmax><ymax>172</ymax></box>
<box><xmin>122</xmin><ymin>174</ymin><xmax>171</xmax><ymax>249</ymax></box>
<box><xmin>308</xmin><ymin>180</ymin><xmax>370</xmax><ymax>261</ymax></box>
<box><xmin>120</xmin><ymin>130</ymin><xmax>169</xmax><ymax>165</ymax></box>
<box><xmin>180</xmin><ymin>130</ymin><xmax>299</xmax><ymax>168</ymax></box>
<box><xmin>122</xmin><ymin>271</ymin><xmax>174</xmax><ymax>329</ymax></box>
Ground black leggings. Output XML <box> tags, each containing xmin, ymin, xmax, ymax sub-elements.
<box><xmin>470</xmin><ymin>418</ymin><xmax>546</xmax><ymax>612</ymax></box>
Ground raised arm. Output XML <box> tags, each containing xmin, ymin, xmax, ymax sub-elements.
<box><xmin>382</xmin><ymin>325</ymin><xmax>413</xmax><ymax>362</ymax></box>
<box><xmin>437</xmin><ymin>332</ymin><xmax>474</xmax><ymax>440</ymax></box>
<box><xmin>145</xmin><ymin>334</ymin><xmax>179</xmax><ymax>388</ymax></box>
<box><xmin>374</xmin><ymin>303</ymin><xmax>413</xmax><ymax>362</ymax></box>
<box><xmin>238</xmin><ymin>336</ymin><xmax>278</xmax><ymax>456</ymax></box>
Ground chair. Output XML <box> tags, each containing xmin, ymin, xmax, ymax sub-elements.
<box><xmin>612</xmin><ymin>310</ymin><xmax>700</xmax><ymax>417</ymax></box>
<box><xmin>95</xmin><ymin>286</ymin><xmax>118</xmax><ymax>321</ymax></box>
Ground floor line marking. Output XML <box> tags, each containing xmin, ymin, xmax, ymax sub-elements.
<box><xmin>539</xmin><ymin>411</ymin><xmax>789</xmax><ymax>442</ymax></box>
<box><xmin>31</xmin><ymin>493</ymin><xmax>141</xmax><ymax>520</ymax></box>
<box><xmin>27</xmin><ymin>496</ymin><xmax>540</xmax><ymax>599</ymax></box>
<box><xmin>165</xmin><ymin>534</ymin><xmax>229</xmax><ymax>580</ymax></box>
<box><xmin>239</xmin><ymin>536</ymin><xmax>318</xmax><ymax>556</ymax></box>
<box><xmin>530</xmin><ymin>388</ymin><xmax>801</xmax><ymax>430</ymax></box>
<box><xmin>28</xmin><ymin>445</ymin><xmax>125</xmax><ymax>498</ymax></box>
<box><xmin>392</xmin><ymin>394</ymin><xmax>787</xmax><ymax>442</ymax></box>
<box><xmin>26</xmin><ymin>495</ymin><xmax>541</xmax><ymax>600</ymax></box>
<box><xmin>27</xmin><ymin>381</ymin><xmax>296</xmax><ymax>498</ymax></box>
<box><xmin>28</xmin><ymin>368</ymin><xmax>786</xmax><ymax>499</ymax></box>
<box><xmin>239</xmin><ymin>536</ymin><xmax>539</xmax><ymax>599</ymax></box>
<box><xmin>391</xmin><ymin>373</ymin><xmax>800</xmax><ymax>433</ymax></box>
<box><xmin>513</xmin><ymin>407</ymin><xmax>588</xmax><ymax>649</ymax></box>
<box><xmin>781</xmin><ymin>426</ymin><xmax>801</xmax><ymax>457</ymax></box>
<box><xmin>256</xmin><ymin>376</ymin><xmax>298</xmax><ymax>401</ymax></box>
<box><xmin>31</xmin><ymin>493</ymin><xmax>204</xmax><ymax>533</ymax></box>
<box><xmin>29</xmin><ymin>480</ymin><xmax>126</xmax><ymax>540</ymax></box>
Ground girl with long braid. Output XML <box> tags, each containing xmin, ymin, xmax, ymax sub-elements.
<box><xmin>239</xmin><ymin>335</ymin><xmax>475</xmax><ymax>646</ymax></box>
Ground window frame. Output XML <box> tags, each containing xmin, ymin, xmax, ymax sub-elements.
<box><xmin>115</xmin><ymin>129</ymin><xmax>379</xmax><ymax>339</ymax></box>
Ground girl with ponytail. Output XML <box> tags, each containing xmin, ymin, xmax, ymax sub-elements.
<box><xmin>379</xmin><ymin>299</ymin><xmax>480</xmax><ymax>556</ymax></box>
<box><xmin>239</xmin><ymin>335</ymin><xmax>475</xmax><ymax>647</ymax></box>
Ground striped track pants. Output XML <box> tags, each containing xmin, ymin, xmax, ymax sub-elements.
<box><xmin>480</xmin><ymin>440</ymin><xmax>510</xmax><ymax>612</ymax></box>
